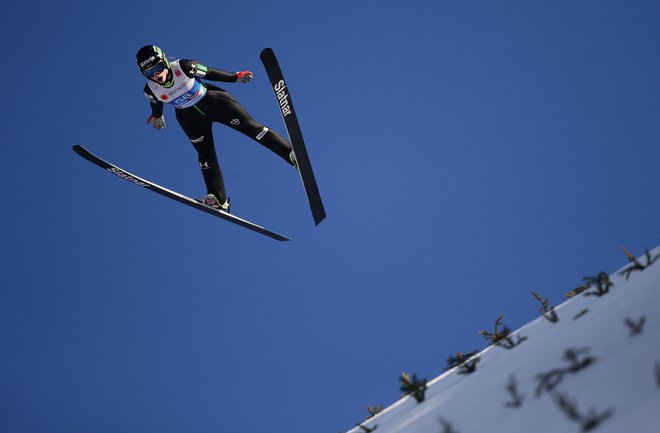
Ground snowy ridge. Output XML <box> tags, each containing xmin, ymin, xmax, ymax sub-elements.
<box><xmin>347</xmin><ymin>246</ymin><xmax>660</xmax><ymax>433</ymax></box>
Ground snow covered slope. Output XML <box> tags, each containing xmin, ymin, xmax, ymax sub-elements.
<box><xmin>347</xmin><ymin>246</ymin><xmax>660</xmax><ymax>433</ymax></box>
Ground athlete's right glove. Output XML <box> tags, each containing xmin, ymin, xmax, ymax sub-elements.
<box><xmin>236</xmin><ymin>71</ymin><xmax>253</xmax><ymax>84</ymax></box>
<box><xmin>147</xmin><ymin>115</ymin><xmax>166</xmax><ymax>130</ymax></box>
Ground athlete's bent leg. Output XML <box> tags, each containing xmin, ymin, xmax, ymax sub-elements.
<box><xmin>205</xmin><ymin>90</ymin><xmax>295</xmax><ymax>166</ymax></box>
<box><xmin>175</xmin><ymin>109</ymin><xmax>228</xmax><ymax>203</ymax></box>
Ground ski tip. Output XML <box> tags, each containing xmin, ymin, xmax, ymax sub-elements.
<box><xmin>260</xmin><ymin>47</ymin><xmax>274</xmax><ymax>58</ymax></box>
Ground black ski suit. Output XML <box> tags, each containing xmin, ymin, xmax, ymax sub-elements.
<box><xmin>143</xmin><ymin>59</ymin><xmax>293</xmax><ymax>204</ymax></box>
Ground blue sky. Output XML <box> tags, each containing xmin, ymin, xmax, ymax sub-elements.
<box><xmin>2</xmin><ymin>1</ymin><xmax>659</xmax><ymax>432</ymax></box>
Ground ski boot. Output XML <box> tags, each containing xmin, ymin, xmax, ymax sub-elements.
<box><xmin>203</xmin><ymin>194</ymin><xmax>230</xmax><ymax>213</ymax></box>
<box><xmin>289</xmin><ymin>149</ymin><xmax>299</xmax><ymax>171</ymax></box>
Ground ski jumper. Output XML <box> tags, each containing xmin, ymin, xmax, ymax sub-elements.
<box><xmin>143</xmin><ymin>59</ymin><xmax>293</xmax><ymax>204</ymax></box>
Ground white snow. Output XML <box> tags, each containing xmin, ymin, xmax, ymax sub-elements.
<box><xmin>347</xmin><ymin>246</ymin><xmax>660</xmax><ymax>433</ymax></box>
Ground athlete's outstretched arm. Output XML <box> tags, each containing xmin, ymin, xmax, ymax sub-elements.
<box><xmin>142</xmin><ymin>84</ymin><xmax>165</xmax><ymax>129</ymax></box>
<box><xmin>180</xmin><ymin>59</ymin><xmax>251</xmax><ymax>83</ymax></box>
<box><xmin>143</xmin><ymin>84</ymin><xmax>164</xmax><ymax>117</ymax></box>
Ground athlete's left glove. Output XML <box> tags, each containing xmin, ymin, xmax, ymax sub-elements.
<box><xmin>236</xmin><ymin>71</ymin><xmax>253</xmax><ymax>84</ymax></box>
<box><xmin>147</xmin><ymin>115</ymin><xmax>166</xmax><ymax>130</ymax></box>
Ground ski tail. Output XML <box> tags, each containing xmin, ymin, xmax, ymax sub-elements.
<box><xmin>260</xmin><ymin>48</ymin><xmax>326</xmax><ymax>225</ymax></box>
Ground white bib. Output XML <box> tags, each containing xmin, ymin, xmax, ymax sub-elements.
<box><xmin>147</xmin><ymin>60</ymin><xmax>207</xmax><ymax>109</ymax></box>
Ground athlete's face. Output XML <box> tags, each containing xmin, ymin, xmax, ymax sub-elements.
<box><xmin>145</xmin><ymin>62</ymin><xmax>168</xmax><ymax>83</ymax></box>
<box><xmin>153</xmin><ymin>68</ymin><xmax>168</xmax><ymax>83</ymax></box>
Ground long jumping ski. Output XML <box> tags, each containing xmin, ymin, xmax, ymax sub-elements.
<box><xmin>72</xmin><ymin>145</ymin><xmax>291</xmax><ymax>241</ymax></box>
<box><xmin>260</xmin><ymin>48</ymin><xmax>326</xmax><ymax>226</ymax></box>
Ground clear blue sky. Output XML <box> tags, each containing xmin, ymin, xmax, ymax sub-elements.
<box><xmin>2</xmin><ymin>1</ymin><xmax>659</xmax><ymax>432</ymax></box>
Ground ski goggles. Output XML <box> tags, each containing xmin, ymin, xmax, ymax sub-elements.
<box><xmin>144</xmin><ymin>62</ymin><xmax>166</xmax><ymax>78</ymax></box>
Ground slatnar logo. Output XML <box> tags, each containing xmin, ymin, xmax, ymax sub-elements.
<box><xmin>274</xmin><ymin>80</ymin><xmax>292</xmax><ymax>117</ymax></box>
<box><xmin>107</xmin><ymin>167</ymin><xmax>149</xmax><ymax>187</ymax></box>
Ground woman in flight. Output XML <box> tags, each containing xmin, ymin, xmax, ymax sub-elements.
<box><xmin>136</xmin><ymin>45</ymin><xmax>297</xmax><ymax>213</ymax></box>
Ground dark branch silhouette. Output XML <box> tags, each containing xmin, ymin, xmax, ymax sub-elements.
<box><xmin>400</xmin><ymin>372</ymin><xmax>428</xmax><ymax>403</ymax></box>
<box><xmin>563</xmin><ymin>348</ymin><xmax>595</xmax><ymax>373</ymax></box>
<box><xmin>365</xmin><ymin>405</ymin><xmax>383</xmax><ymax>419</ymax></box>
<box><xmin>583</xmin><ymin>273</ymin><xmax>613</xmax><ymax>297</ymax></box>
<box><xmin>573</xmin><ymin>309</ymin><xmax>589</xmax><ymax>320</ymax></box>
<box><xmin>532</xmin><ymin>290</ymin><xmax>559</xmax><ymax>323</ymax></box>
<box><xmin>446</xmin><ymin>351</ymin><xmax>481</xmax><ymax>375</ymax></box>
<box><xmin>536</xmin><ymin>348</ymin><xmax>596</xmax><ymax>397</ymax></box>
<box><xmin>504</xmin><ymin>375</ymin><xmax>525</xmax><ymax>408</ymax></box>
<box><xmin>566</xmin><ymin>283</ymin><xmax>590</xmax><ymax>298</ymax></box>
<box><xmin>618</xmin><ymin>249</ymin><xmax>660</xmax><ymax>280</ymax></box>
<box><xmin>551</xmin><ymin>391</ymin><xmax>613</xmax><ymax>432</ymax></box>
<box><xmin>355</xmin><ymin>421</ymin><xmax>378</xmax><ymax>432</ymax></box>
<box><xmin>622</xmin><ymin>246</ymin><xmax>636</xmax><ymax>263</ymax></box>
<box><xmin>535</xmin><ymin>368</ymin><xmax>565</xmax><ymax>397</ymax></box>
<box><xmin>479</xmin><ymin>315</ymin><xmax>527</xmax><ymax>350</ymax></box>
<box><xmin>437</xmin><ymin>417</ymin><xmax>461</xmax><ymax>433</ymax></box>
<box><xmin>624</xmin><ymin>316</ymin><xmax>646</xmax><ymax>336</ymax></box>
